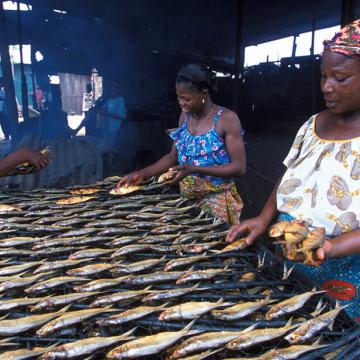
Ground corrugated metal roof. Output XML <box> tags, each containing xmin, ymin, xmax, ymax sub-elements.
<box><xmin>0</xmin><ymin>135</ymin><xmax>117</xmax><ymax>190</ymax></box>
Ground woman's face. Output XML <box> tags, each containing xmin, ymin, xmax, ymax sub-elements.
<box><xmin>321</xmin><ymin>50</ymin><xmax>360</xmax><ymax>115</ymax></box>
<box><xmin>176</xmin><ymin>82</ymin><xmax>205</xmax><ymax>114</ymax></box>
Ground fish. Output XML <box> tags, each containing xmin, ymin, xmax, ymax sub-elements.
<box><xmin>0</xmin><ymin>304</ymin><xmax>70</xmax><ymax>335</ymax></box>
<box><xmin>121</xmin><ymin>271</ymin><xmax>185</xmax><ymax>286</ymax></box>
<box><xmin>0</xmin><ymin>261</ymin><xmax>44</xmax><ymax>276</ymax></box>
<box><xmin>142</xmin><ymin>283</ymin><xmax>207</xmax><ymax>303</ymax></box>
<box><xmin>97</xmin><ymin>303</ymin><xmax>168</xmax><ymax>326</ymax></box>
<box><xmin>173</xmin><ymin>233</ymin><xmax>205</xmax><ymax>244</ymax></box>
<box><xmin>109</xmin><ymin>185</ymin><xmax>141</xmax><ymax>196</ymax></box>
<box><xmin>149</xmin><ymin>244</ymin><xmax>182</xmax><ymax>253</ymax></box>
<box><xmin>0</xmin><ymin>272</ymin><xmax>49</xmax><ymax>292</ymax></box>
<box><xmin>52</xmin><ymin>218</ymin><xmax>92</xmax><ymax>227</ymax></box>
<box><xmin>55</xmin><ymin>196</ymin><xmax>96</xmax><ymax>205</ymax></box>
<box><xmin>59</xmin><ymin>228</ymin><xmax>99</xmax><ymax>238</ymax></box>
<box><xmin>25</xmin><ymin>276</ymin><xmax>89</xmax><ymax>293</ymax></box>
<box><xmin>175</xmin><ymin>267</ymin><xmax>229</xmax><ymax>284</ymax></box>
<box><xmin>159</xmin><ymin>298</ymin><xmax>233</xmax><ymax>321</ymax></box>
<box><xmin>126</xmin><ymin>212</ymin><xmax>164</xmax><ymax>221</ymax></box>
<box><xmin>268</xmin><ymin>221</ymin><xmax>291</xmax><ymax>237</ymax></box>
<box><xmin>285</xmin><ymin>304</ymin><xmax>345</xmax><ymax>344</ymax></box>
<box><xmin>170</xmin><ymin>325</ymin><xmax>257</xmax><ymax>359</ymax></box>
<box><xmin>34</xmin><ymin>259</ymin><xmax>89</xmax><ymax>274</ymax></box>
<box><xmin>110</xmin><ymin>256</ymin><xmax>166</xmax><ymax>275</ymax></box>
<box><xmin>111</xmin><ymin>244</ymin><xmax>150</xmax><ymax>258</ymax></box>
<box><xmin>66</xmin><ymin>263</ymin><xmax>121</xmax><ymax>276</ymax></box>
<box><xmin>212</xmin><ymin>295</ymin><xmax>274</xmax><ymax>321</ymax></box>
<box><xmin>73</xmin><ymin>276</ymin><xmax>130</xmax><ymax>292</ymax></box>
<box><xmin>37</xmin><ymin>306</ymin><xmax>120</xmax><ymax>336</ymax></box>
<box><xmin>69</xmin><ymin>187</ymin><xmax>104</xmax><ymax>195</ymax></box>
<box><xmin>41</xmin><ymin>328</ymin><xmax>136</xmax><ymax>359</ymax></box>
<box><xmin>90</xmin><ymin>286</ymin><xmax>152</xmax><ymax>307</ymax></box>
<box><xmin>181</xmin><ymin>241</ymin><xmax>222</xmax><ymax>254</ymax></box>
<box><xmin>247</xmin><ymin>339</ymin><xmax>327</xmax><ymax>359</ymax></box>
<box><xmin>107</xmin><ymin>236</ymin><xmax>140</xmax><ymax>247</ymax></box>
<box><xmin>30</xmin><ymin>292</ymin><xmax>99</xmax><ymax>312</ymax></box>
<box><xmin>158</xmin><ymin>170</ymin><xmax>178</xmax><ymax>183</ymax></box>
<box><xmin>265</xmin><ymin>288</ymin><xmax>324</xmax><ymax>320</ymax></box>
<box><xmin>0</xmin><ymin>343</ymin><xmax>59</xmax><ymax>360</ymax></box>
<box><xmin>0</xmin><ymin>204</ymin><xmax>21</xmax><ymax>212</ymax></box>
<box><xmin>68</xmin><ymin>248</ymin><xmax>114</xmax><ymax>260</ymax></box>
<box><xmin>0</xmin><ymin>236</ymin><xmax>41</xmax><ymax>247</ymax></box>
<box><xmin>165</xmin><ymin>205</ymin><xmax>198</xmax><ymax>216</ymax></box>
<box><xmin>171</xmin><ymin>349</ymin><xmax>222</xmax><ymax>360</ymax></box>
<box><xmin>84</xmin><ymin>219</ymin><xmax>130</xmax><ymax>228</ymax></box>
<box><xmin>0</xmin><ymin>296</ymin><xmax>44</xmax><ymax>311</ymax></box>
<box><xmin>226</xmin><ymin>318</ymin><xmax>295</xmax><ymax>350</ymax></box>
<box><xmin>106</xmin><ymin>320</ymin><xmax>198</xmax><ymax>359</ymax></box>
<box><xmin>0</xmin><ymin>248</ymin><xmax>33</xmax><ymax>257</ymax></box>
<box><xmin>151</xmin><ymin>224</ymin><xmax>188</xmax><ymax>235</ymax></box>
<box><xmin>164</xmin><ymin>254</ymin><xmax>208</xmax><ymax>271</ymax></box>
<box><xmin>213</xmin><ymin>237</ymin><xmax>247</xmax><ymax>253</ymax></box>
<box><xmin>139</xmin><ymin>234</ymin><xmax>180</xmax><ymax>244</ymax></box>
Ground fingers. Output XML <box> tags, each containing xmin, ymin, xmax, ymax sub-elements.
<box><xmin>226</xmin><ymin>224</ymin><xmax>246</xmax><ymax>243</ymax></box>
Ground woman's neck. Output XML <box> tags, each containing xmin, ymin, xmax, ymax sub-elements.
<box><xmin>191</xmin><ymin>101</ymin><xmax>214</xmax><ymax>120</ymax></box>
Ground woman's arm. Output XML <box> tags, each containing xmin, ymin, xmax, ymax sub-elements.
<box><xmin>0</xmin><ymin>149</ymin><xmax>49</xmax><ymax>177</ymax></box>
<box><xmin>226</xmin><ymin>177</ymin><xmax>282</xmax><ymax>244</ymax></box>
<box><xmin>117</xmin><ymin>114</ymin><xmax>186</xmax><ymax>187</ymax></box>
<box><xmin>318</xmin><ymin>228</ymin><xmax>360</xmax><ymax>260</ymax></box>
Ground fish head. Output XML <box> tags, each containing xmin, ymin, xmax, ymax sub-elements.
<box><xmin>42</xmin><ymin>347</ymin><xmax>66</xmax><ymax>359</ymax></box>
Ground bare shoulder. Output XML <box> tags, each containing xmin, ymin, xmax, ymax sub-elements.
<box><xmin>218</xmin><ymin>108</ymin><xmax>242</xmax><ymax>131</ymax></box>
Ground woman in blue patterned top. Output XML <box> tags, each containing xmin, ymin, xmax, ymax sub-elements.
<box><xmin>117</xmin><ymin>63</ymin><xmax>246</xmax><ymax>224</ymax></box>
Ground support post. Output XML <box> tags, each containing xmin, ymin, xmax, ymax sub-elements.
<box><xmin>17</xmin><ymin>0</ymin><xmax>29</xmax><ymax>123</ymax></box>
<box><xmin>341</xmin><ymin>0</ymin><xmax>357</xmax><ymax>27</ymax></box>
<box><xmin>0</xmin><ymin>1</ymin><xmax>20</xmax><ymax>142</ymax></box>
<box><xmin>232</xmin><ymin>0</ymin><xmax>244</xmax><ymax>115</ymax></box>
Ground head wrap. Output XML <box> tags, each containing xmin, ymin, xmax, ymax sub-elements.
<box><xmin>323</xmin><ymin>19</ymin><xmax>360</xmax><ymax>59</ymax></box>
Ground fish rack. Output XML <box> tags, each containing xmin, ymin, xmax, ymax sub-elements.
<box><xmin>0</xmin><ymin>176</ymin><xmax>358</xmax><ymax>359</ymax></box>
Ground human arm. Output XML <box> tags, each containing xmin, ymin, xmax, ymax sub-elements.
<box><xmin>316</xmin><ymin>228</ymin><xmax>360</xmax><ymax>260</ymax></box>
<box><xmin>226</xmin><ymin>177</ymin><xmax>282</xmax><ymax>245</ymax></box>
<box><xmin>168</xmin><ymin>109</ymin><xmax>246</xmax><ymax>183</ymax></box>
<box><xmin>0</xmin><ymin>149</ymin><xmax>49</xmax><ymax>177</ymax></box>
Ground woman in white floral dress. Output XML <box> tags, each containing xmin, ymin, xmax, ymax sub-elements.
<box><xmin>227</xmin><ymin>19</ymin><xmax>360</xmax><ymax>320</ymax></box>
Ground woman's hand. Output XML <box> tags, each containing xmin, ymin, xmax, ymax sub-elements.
<box><xmin>22</xmin><ymin>149</ymin><xmax>49</xmax><ymax>170</ymax></box>
<box><xmin>226</xmin><ymin>216</ymin><xmax>269</xmax><ymax>246</ymax></box>
<box><xmin>316</xmin><ymin>239</ymin><xmax>334</xmax><ymax>261</ymax></box>
<box><xmin>165</xmin><ymin>164</ymin><xmax>195</xmax><ymax>185</ymax></box>
<box><xmin>116</xmin><ymin>171</ymin><xmax>144</xmax><ymax>188</ymax></box>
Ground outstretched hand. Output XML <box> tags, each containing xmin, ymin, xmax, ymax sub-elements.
<box><xmin>164</xmin><ymin>164</ymin><xmax>194</xmax><ymax>185</ymax></box>
<box><xmin>116</xmin><ymin>171</ymin><xmax>144</xmax><ymax>188</ymax></box>
<box><xmin>226</xmin><ymin>216</ymin><xmax>269</xmax><ymax>246</ymax></box>
<box><xmin>24</xmin><ymin>149</ymin><xmax>49</xmax><ymax>170</ymax></box>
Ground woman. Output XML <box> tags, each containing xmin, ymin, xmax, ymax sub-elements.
<box><xmin>227</xmin><ymin>19</ymin><xmax>360</xmax><ymax>319</ymax></box>
<box><xmin>117</xmin><ymin>63</ymin><xmax>246</xmax><ymax>224</ymax></box>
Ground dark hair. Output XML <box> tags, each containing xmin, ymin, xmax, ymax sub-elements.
<box><xmin>176</xmin><ymin>63</ymin><xmax>217</xmax><ymax>93</ymax></box>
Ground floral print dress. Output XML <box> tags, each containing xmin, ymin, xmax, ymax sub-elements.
<box><xmin>277</xmin><ymin>114</ymin><xmax>360</xmax><ymax>320</ymax></box>
<box><xmin>170</xmin><ymin>108</ymin><xmax>243</xmax><ymax>224</ymax></box>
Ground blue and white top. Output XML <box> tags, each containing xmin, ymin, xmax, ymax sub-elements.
<box><xmin>170</xmin><ymin>108</ymin><xmax>232</xmax><ymax>185</ymax></box>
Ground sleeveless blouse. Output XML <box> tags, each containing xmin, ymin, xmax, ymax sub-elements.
<box><xmin>170</xmin><ymin>108</ymin><xmax>231</xmax><ymax>185</ymax></box>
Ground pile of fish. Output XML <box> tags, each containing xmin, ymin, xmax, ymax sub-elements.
<box><xmin>268</xmin><ymin>221</ymin><xmax>326</xmax><ymax>266</ymax></box>
<box><xmin>0</xmin><ymin>176</ymin><xmax>357</xmax><ymax>360</ymax></box>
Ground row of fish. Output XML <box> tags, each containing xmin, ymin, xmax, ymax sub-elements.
<box><xmin>0</xmin><ymin>176</ymin><xmax>352</xmax><ymax>359</ymax></box>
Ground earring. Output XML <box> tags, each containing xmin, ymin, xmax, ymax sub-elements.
<box><xmin>202</xmin><ymin>99</ymin><xmax>205</xmax><ymax>104</ymax></box>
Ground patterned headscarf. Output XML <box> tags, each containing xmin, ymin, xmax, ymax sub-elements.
<box><xmin>323</xmin><ymin>19</ymin><xmax>360</xmax><ymax>59</ymax></box>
